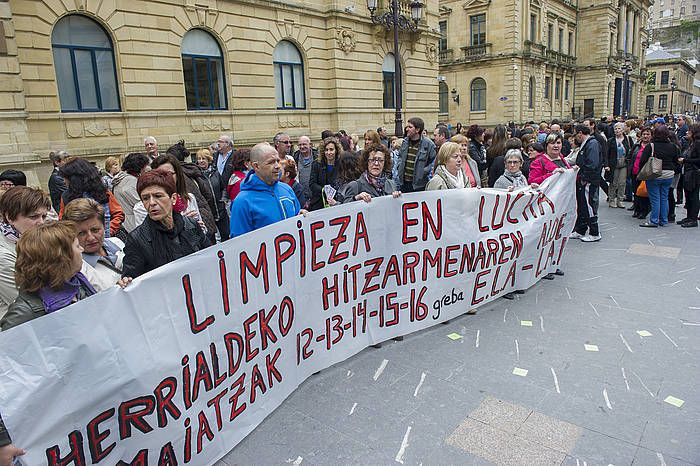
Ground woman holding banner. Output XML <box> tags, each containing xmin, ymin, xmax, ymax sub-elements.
<box><xmin>119</xmin><ymin>170</ymin><xmax>210</xmax><ymax>285</ymax></box>
<box><xmin>426</xmin><ymin>142</ymin><xmax>468</xmax><ymax>190</ymax></box>
<box><xmin>1</xmin><ymin>221</ymin><xmax>95</xmax><ymax>330</ymax></box>
<box><xmin>343</xmin><ymin>143</ymin><xmax>400</xmax><ymax>203</ymax></box>
<box><xmin>528</xmin><ymin>133</ymin><xmax>571</xmax><ymax>185</ymax></box>
<box><xmin>493</xmin><ymin>149</ymin><xmax>538</xmax><ymax>190</ymax></box>
<box><xmin>450</xmin><ymin>134</ymin><xmax>481</xmax><ymax>188</ymax></box>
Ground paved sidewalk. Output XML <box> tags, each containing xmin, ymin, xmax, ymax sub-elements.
<box><xmin>219</xmin><ymin>202</ymin><xmax>700</xmax><ymax>466</ymax></box>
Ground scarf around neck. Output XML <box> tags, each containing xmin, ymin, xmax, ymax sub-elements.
<box><xmin>37</xmin><ymin>272</ymin><xmax>96</xmax><ymax>314</ymax></box>
<box><xmin>435</xmin><ymin>165</ymin><xmax>465</xmax><ymax>189</ymax></box>
<box><xmin>0</xmin><ymin>221</ymin><xmax>20</xmax><ymax>243</ymax></box>
<box><xmin>364</xmin><ymin>171</ymin><xmax>387</xmax><ymax>196</ymax></box>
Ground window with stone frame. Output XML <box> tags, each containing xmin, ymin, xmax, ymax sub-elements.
<box><xmin>544</xmin><ymin>76</ymin><xmax>551</xmax><ymax>99</ymax></box>
<box><xmin>382</xmin><ymin>53</ymin><xmax>396</xmax><ymax>109</ymax></box>
<box><xmin>439</xmin><ymin>21</ymin><xmax>448</xmax><ymax>52</ymax></box>
<box><xmin>661</xmin><ymin>71</ymin><xmax>669</xmax><ymax>85</ymax></box>
<box><xmin>565</xmin><ymin>79</ymin><xmax>570</xmax><ymax>100</ymax></box>
<box><xmin>439</xmin><ymin>81</ymin><xmax>449</xmax><ymax>113</ymax></box>
<box><xmin>470</xmin><ymin>14</ymin><xmax>486</xmax><ymax>46</ymax></box>
<box><xmin>182</xmin><ymin>29</ymin><xmax>227</xmax><ymax>110</ymax></box>
<box><xmin>51</xmin><ymin>15</ymin><xmax>120</xmax><ymax>112</ymax></box>
<box><xmin>529</xmin><ymin>14</ymin><xmax>537</xmax><ymax>42</ymax></box>
<box><xmin>470</xmin><ymin>78</ymin><xmax>486</xmax><ymax>111</ymax></box>
<box><xmin>659</xmin><ymin>94</ymin><xmax>668</xmax><ymax>108</ymax></box>
<box><xmin>528</xmin><ymin>77</ymin><xmax>535</xmax><ymax>108</ymax></box>
<box><xmin>645</xmin><ymin>95</ymin><xmax>655</xmax><ymax>111</ymax></box>
<box><xmin>273</xmin><ymin>40</ymin><xmax>306</xmax><ymax>110</ymax></box>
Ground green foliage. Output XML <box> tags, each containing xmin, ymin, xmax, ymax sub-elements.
<box><xmin>679</xmin><ymin>20</ymin><xmax>700</xmax><ymax>39</ymax></box>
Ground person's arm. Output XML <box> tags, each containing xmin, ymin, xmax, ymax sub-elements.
<box><xmin>58</xmin><ymin>197</ymin><xmax>65</xmax><ymax>219</ymax></box>
<box><xmin>107</xmin><ymin>192</ymin><xmax>125</xmax><ymax>236</ymax></box>
<box><xmin>121</xmin><ymin>233</ymin><xmax>147</xmax><ymax>279</ymax></box>
<box><xmin>527</xmin><ymin>158</ymin><xmax>546</xmax><ymax>185</ymax></box>
<box><xmin>0</xmin><ymin>416</ymin><xmax>24</xmax><ymax>466</ymax></box>
<box><xmin>341</xmin><ymin>181</ymin><xmax>360</xmax><ymax>204</ymax></box>
<box><xmin>309</xmin><ymin>162</ymin><xmax>323</xmax><ymax>197</ymax></box>
<box><xmin>229</xmin><ymin>198</ymin><xmax>254</xmax><ymax>239</ymax></box>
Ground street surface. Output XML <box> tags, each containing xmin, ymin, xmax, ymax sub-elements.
<box><xmin>219</xmin><ymin>202</ymin><xmax>700</xmax><ymax>466</ymax></box>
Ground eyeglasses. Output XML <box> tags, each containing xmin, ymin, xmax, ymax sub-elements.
<box><xmin>280</xmin><ymin>141</ymin><xmax>292</xmax><ymax>145</ymax></box>
<box><xmin>368</xmin><ymin>158</ymin><xmax>385</xmax><ymax>165</ymax></box>
<box><xmin>0</xmin><ymin>182</ymin><xmax>14</xmax><ymax>188</ymax></box>
<box><xmin>506</xmin><ymin>160</ymin><xmax>522</xmax><ymax>165</ymax></box>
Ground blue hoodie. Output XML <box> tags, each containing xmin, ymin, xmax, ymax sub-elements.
<box><xmin>229</xmin><ymin>171</ymin><xmax>301</xmax><ymax>238</ymax></box>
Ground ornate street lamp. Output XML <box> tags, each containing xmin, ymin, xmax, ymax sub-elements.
<box><xmin>669</xmin><ymin>76</ymin><xmax>677</xmax><ymax>116</ymax></box>
<box><xmin>621</xmin><ymin>59</ymin><xmax>632</xmax><ymax>118</ymax></box>
<box><xmin>367</xmin><ymin>0</ymin><xmax>423</xmax><ymax>136</ymax></box>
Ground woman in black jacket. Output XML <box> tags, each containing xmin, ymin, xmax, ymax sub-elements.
<box><xmin>308</xmin><ymin>137</ymin><xmax>341</xmax><ymax>210</ymax></box>
<box><xmin>678</xmin><ymin>123</ymin><xmax>700</xmax><ymax>227</ymax></box>
<box><xmin>119</xmin><ymin>170</ymin><xmax>210</xmax><ymax>284</ymax></box>
<box><xmin>638</xmin><ymin>125</ymin><xmax>680</xmax><ymax>227</ymax></box>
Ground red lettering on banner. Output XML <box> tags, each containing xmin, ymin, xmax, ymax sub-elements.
<box><xmin>266</xmin><ymin>348</ymin><xmax>283</xmax><ymax>388</ymax></box>
<box><xmin>274</xmin><ymin>233</ymin><xmax>296</xmax><ymax>286</ymax></box>
<box><xmin>249</xmin><ymin>364</ymin><xmax>266</xmax><ymax>404</ymax></box>
<box><xmin>116</xmin><ymin>449</ymin><xmax>148</xmax><ymax>466</ymax></box>
<box><xmin>401</xmin><ymin>202</ymin><xmax>420</xmax><ymax>243</ymax></box>
<box><xmin>243</xmin><ymin>313</ymin><xmax>259</xmax><ymax>362</ymax></box>
<box><xmin>224</xmin><ymin>332</ymin><xmax>244</xmax><ymax>376</ymax></box>
<box><xmin>310</xmin><ymin>220</ymin><xmax>325</xmax><ymax>271</ymax></box>
<box><xmin>196</xmin><ymin>410</ymin><xmax>214</xmax><ymax>454</ymax></box>
<box><xmin>118</xmin><ymin>396</ymin><xmax>155</xmax><ymax>439</ymax></box>
<box><xmin>158</xmin><ymin>442</ymin><xmax>178</xmax><ymax>466</ymax></box>
<box><xmin>402</xmin><ymin>251</ymin><xmax>419</xmax><ymax>284</ymax></box>
<box><xmin>218</xmin><ymin>251</ymin><xmax>230</xmax><ymax>316</ymax></box>
<box><xmin>86</xmin><ymin>408</ymin><xmax>115</xmax><ymax>464</ymax></box>
<box><xmin>240</xmin><ymin>244</ymin><xmax>269</xmax><ymax>304</ymax></box>
<box><xmin>228</xmin><ymin>373</ymin><xmax>247</xmax><ymax>421</ymax></box>
<box><xmin>471</xmin><ymin>269</ymin><xmax>490</xmax><ymax>305</ymax></box>
<box><xmin>210</xmin><ymin>343</ymin><xmax>227</xmax><ymax>388</ymax></box>
<box><xmin>328</xmin><ymin>215</ymin><xmax>351</xmax><ymax>264</ymax></box>
<box><xmin>154</xmin><ymin>377</ymin><xmax>181</xmax><ymax>428</ymax></box>
<box><xmin>353</xmin><ymin>212</ymin><xmax>370</xmax><ymax>255</ymax></box>
<box><xmin>182</xmin><ymin>274</ymin><xmax>215</xmax><ymax>334</ymax></box>
<box><xmin>258</xmin><ymin>306</ymin><xmax>278</xmax><ymax>350</ymax></box>
<box><xmin>191</xmin><ymin>351</ymin><xmax>213</xmax><ymax>405</ymax></box>
<box><xmin>207</xmin><ymin>388</ymin><xmax>228</xmax><ymax>432</ymax></box>
<box><xmin>478</xmin><ymin>196</ymin><xmax>488</xmax><ymax>232</ymax></box>
<box><xmin>422</xmin><ymin>199</ymin><xmax>442</xmax><ymax>240</ymax></box>
<box><xmin>46</xmin><ymin>430</ymin><xmax>86</xmax><ymax>466</ymax></box>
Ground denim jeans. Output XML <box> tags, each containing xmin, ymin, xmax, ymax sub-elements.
<box><xmin>646</xmin><ymin>177</ymin><xmax>673</xmax><ymax>225</ymax></box>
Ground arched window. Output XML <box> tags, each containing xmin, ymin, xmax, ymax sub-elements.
<box><xmin>182</xmin><ymin>29</ymin><xmax>227</xmax><ymax>110</ymax></box>
<box><xmin>470</xmin><ymin>78</ymin><xmax>486</xmax><ymax>111</ymax></box>
<box><xmin>382</xmin><ymin>54</ymin><xmax>395</xmax><ymax>109</ymax></box>
<box><xmin>51</xmin><ymin>15</ymin><xmax>120</xmax><ymax>112</ymax></box>
<box><xmin>439</xmin><ymin>81</ymin><xmax>449</xmax><ymax>113</ymax></box>
<box><xmin>528</xmin><ymin>77</ymin><xmax>535</xmax><ymax>109</ymax></box>
<box><xmin>273</xmin><ymin>41</ymin><xmax>305</xmax><ymax>110</ymax></box>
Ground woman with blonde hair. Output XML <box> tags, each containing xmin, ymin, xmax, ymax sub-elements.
<box><xmin>363</xmin><ymin>130</ymin><xmax>381</xmax><ymax>150</ymax></box>
<box><xmin>102</xmin><ymin>156</ymin><xmax>121</xmax><ymax>191</ymax></box>
<box><xmin>450</xmin><ymin>134</ymin><xmax>481</xmax><ymax>188</ymax></box>
<box><xmin>1</xmin><ymin>221</ymin><xmax>95</xmax><ymax>330</ymax></box>
<box><xmin>427</xmin><ymin>142</ymin><xmax>468</xmax><ymax>190</ymax></box>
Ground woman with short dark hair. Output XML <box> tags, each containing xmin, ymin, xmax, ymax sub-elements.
<box><xmin>119</xmin><ymin>170</ymin><xmax>210</xmax><ymax>283</ymax></box>
<box><xmin>226</xmin><ymin>149</ymin><xmax>252</xmax><ymax>203</ymax></box>
<box><xmin>0</xmin><ymin>186</ymin><xmax>51</xmax><ymax>320</ymax></box>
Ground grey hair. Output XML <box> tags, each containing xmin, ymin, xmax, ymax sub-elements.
<box><xmin>144</xmin><ymin>136</ymin><xmax>157</xmax><ymax>145</ymax></box>
<box><xmin>218</xmin><ymin>134</ymin><xmax>233</xmax><ymax>147</ymax></box>
<box><xmin>273</xmin><ymin>132</ymin><xmax>289</xmax><ymax>144</ymax></box>
<box><xmin>614</xmin><ymin>122</ymin><xmax>626</xmax><ymax>131</ymax></box>
<box><xmin>504</xmin><ymin>149</ymin><xmax>523</xmax><ymax>163</ymax></box>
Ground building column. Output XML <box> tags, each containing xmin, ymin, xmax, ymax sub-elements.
<box><xmin>617</xmin><ymin>1</ymin><xmax>627</xmax><ymax>53</ymax></box>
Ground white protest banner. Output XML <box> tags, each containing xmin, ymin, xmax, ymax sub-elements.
<box><xmin>0</xmin><ymin>170</ymin><xmax>577</xmax><ymax>465</ymax></box>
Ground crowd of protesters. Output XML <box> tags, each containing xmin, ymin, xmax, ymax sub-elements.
<box><xmin>0</xmin><ymin>113</ymin><xmax>699</xmax><ymax>463</ymax></box>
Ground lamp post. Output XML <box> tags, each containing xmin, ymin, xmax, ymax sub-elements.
<box><xmin>669</xmin><ymin>76</ymin><xmax>677</xmax><ymax>116</ymax></box>
<box><xmin>367</xmin><ymin>0</ymin><xmax>423</xmax><ymax>137</ymax></box>
<box><xmin>621</xmin><ymin>59</ymin><xmax>632</xmax><ymax>118</ymax></box>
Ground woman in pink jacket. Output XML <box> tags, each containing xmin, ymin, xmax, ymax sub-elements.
<box><xmin>528</xmin><ymin>133</ymin><xmax>571</xmax><ymax>185</ymax></box>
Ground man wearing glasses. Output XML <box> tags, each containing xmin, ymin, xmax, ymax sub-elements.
<box><xmin>273</xmin><ymin>132</ymin><xmax>292</xmax><ymax>160</ymax></box>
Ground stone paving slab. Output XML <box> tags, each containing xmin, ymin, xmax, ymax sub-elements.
<box><xmin>219</xmin><ymin>203</ymin><xmax>700</xmax><ymax>466</ymax></box>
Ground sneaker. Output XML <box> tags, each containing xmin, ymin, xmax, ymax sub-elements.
<box><xmin>503</xmin><ymin>292</ymin><xmax>515</xmax><ymax>300</ymax></box>
<box><xmin>616</xmin><ymin>200</ymin><xmax>625</xmax><ymax>208</ymax></box>
<box><xmin>639</xmin><ymin>222</ymin><xmax>658</xmax><ymax>228</ymax></box>
<box><xmin>581</xmin><ymin>234</ymin><xmax>602</xmax><ymax>242</ymax></box>
<box><xmin>569</xmin><ymin>231</ymin><xmax>584</xmax><ymax>239</ymax></box>
<box><xmin>608</xmin><ymin>202</ymin><xmax>616</xmax><ymax>209</ymax></box>
<box><xmin>681</xmin><ymin>221</ymin><xmax>698</xmax><ymax>228</ymax></box>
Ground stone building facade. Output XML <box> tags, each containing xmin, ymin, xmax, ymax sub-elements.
<box><xmin>0</xmin><ymin>0</ymin><xmax>439</xmax><ymax>185</ymax></box>
<box><xmin>438</xmin><ymin>0</ymin><xmax>651</xmax><ymax>126</ymax></box>
<box><xmin>644</xmin><ymin>50</ymin><xmax>696</xmax><ymax>114</ymax></box>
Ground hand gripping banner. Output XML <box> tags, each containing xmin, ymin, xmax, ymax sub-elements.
<box><xmin>0</xmin><ymin>170</ymin><xmax>576</xmax><ymax>465</ymax></box>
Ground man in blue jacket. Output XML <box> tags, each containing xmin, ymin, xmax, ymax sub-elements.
<box><xmin>229</xmin><ymin>142</ymin><xmax>301</xmax><ymax>238</ymax></box>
